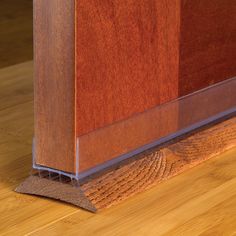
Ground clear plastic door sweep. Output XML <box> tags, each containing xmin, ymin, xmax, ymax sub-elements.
<box><xmin>33</xmin><ymin>77</ymin><xmax>236</xmax><ymax>180</ymax></box>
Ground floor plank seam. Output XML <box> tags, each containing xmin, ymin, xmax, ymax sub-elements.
<box><xmin>25</xmin><ymin>210</ymin><xmax>81</xmax><ymax>236</ymax></box>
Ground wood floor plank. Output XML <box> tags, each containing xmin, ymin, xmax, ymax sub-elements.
<box><xmin>0</xmin><ymin>101</ymin><xmax>33</xmax><ymax>144</ymax></box>
<box><xmin>162</xmin><ymin>195</ymin><xmax>236</xmax><ymax>236</ymax></box>
<box><xmin>0</xmin><ymin>200</ymin><xmax>79</xmax><ymax>236</ymax></box>
<box><xmin>199</xmin><ymin>206</ymin><xmax>236</xmax><ymax>236</ymax></box>
<box><xmin>0</xmin><ymin>62</ymin><xmax>33</xmax><ymax>111</ymax></box>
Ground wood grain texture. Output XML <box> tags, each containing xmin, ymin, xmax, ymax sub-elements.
<box><xmin>179</xmin><ymin>0</ymin><xmax>236</xmax><ymax>95</ymax></box>
<box><xmin>34</xmin><ymin>0</ymin><xmax>76</xmax><ymax>173</ymax></box>
<box><xmin>0</xmin><ymin>62</ymin><xmax>33</xmax><ymax>110</ymax></box>
<box><xmin>16</xmin><ymin>175</ymin><xmax>97</xmax><ymax>212</ymax></box>
<box><xmin>78</xmin><ymin>102</ymin><xmax>178</xmax><ymax>172</ymax></box>
<box><xmin>0</xmin><ymin>0</ymin><xmax>33</xmax><ymax>68</ymax></box>
<box><xmin>78</xmin><ymin>77</ymin><xmax>236</xmax><ymax>173</ymax></box>
<box><xmin>17</xmin><ymin>116</ymin><xmax>236</xmax><ymax>211</ymax></box>
<box><xmin>76</xmin><ymin>0</ymin><xmax>180</xmax><ymax>136</ymax></box>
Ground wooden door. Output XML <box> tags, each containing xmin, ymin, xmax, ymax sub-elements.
<box><xmin>34</xmin><ymin>0</ymin><xmax>236</xmax><ymax>175</ymax></box>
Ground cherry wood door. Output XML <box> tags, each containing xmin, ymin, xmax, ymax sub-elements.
<box><xmin>179</xmin><ymin>0</ymin><xmax>236</xmax><ymax>95</ymax></box>
<box><xmin>76</xmin><ymin>0</ymin><xmax>180</xmax><ymax>136</ymax></box>
<box><xmin>34</xmin><ymin>0</ymin><xmax>236</xmax><ymax>175</ymax></box>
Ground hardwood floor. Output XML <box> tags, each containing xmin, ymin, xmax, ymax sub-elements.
<box><xmin>0</xmin><ymin>0</ymin><xmax>33</xmax><ymax>68</ymax></box>
<box><xmin>0</xmin><ymin>61</ymin><xmax>236</xmax><ymax>235</ymax></box>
